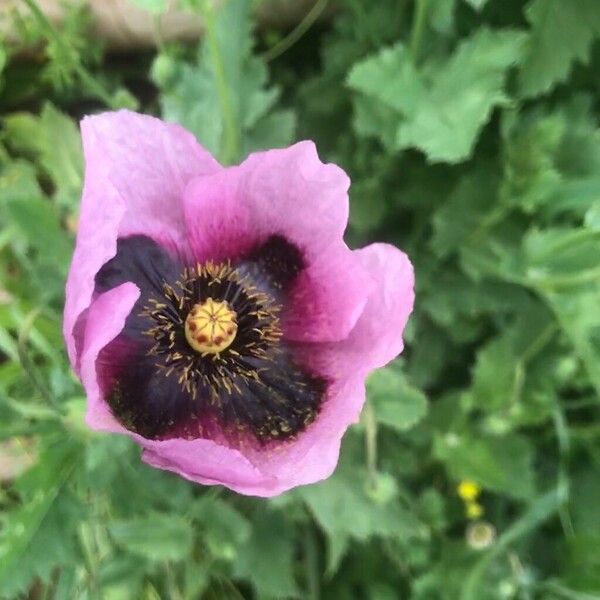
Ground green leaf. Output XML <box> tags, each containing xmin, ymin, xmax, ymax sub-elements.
<box><xmin>523</xmin><ymin>228</ymin><xmax>600</xmax><ymax>288</ymax></box>
<box><xmin>351</xmin><ymin>94</ymin><xmax>398</xmax><ymax>151</ymax></box>
<box><xmin>0</xmin><ymin>438</ymin><xmax>81</xmax><ymax>597</ymax></box>
<box><xmin>192</xmin><ymin>497</ymin><xmax>251</xmax><ymax>561</ymax></box>
<box><xmin>434</xmin><ymin>432</ymin><xmax>536</xmax><ymax>499</ymax></box>
<box><xmin>500</xmin><ymin>95</ymin><xmax>600</xmax><ymax>216</ymax></box>
<box><xmin>5</xmin><ymin>196</ymin><xmax>72</xmax><ymax>273</ymax></box>
<box><xmin>347</xmin><ymin>43</ymin><xmax>423</xmax><ymax>114</ymax></box>
<box><xmin>397</xmin><ymin>28</ymin><xmax>526</xmax><ymax>162</ymax></box>
<box><xmin>348</xmin><ymin>29</ymin><xmax>527</xmax><ymax>163</ymax></box>
<box><xmin>585</xmin><ymin>202</ymin><xmax>600</xmax><ymax>230</ymax></box>
<box><xmin>518</xmin><ymin>0</ymin><xmax>600</xmax><ymax>98</ymax></box>
<box><xmin>563</xmin><ymin>535</ymin><xmax>600</xmax><ymax>594</ymax></box>
<box><xmin>109</xmin><ymin>513</ymin><xmax>194</xmax><ymax>562</ymax></box>
<box><xmin>234</xmin><ymin>509</ymin><xmax>298</xmax><ymax>598</ymax></box>
<box><xmin>154</xmin><ymin>0</ymin><xmax>294</xmax><ymax>163</ymax></box>
<box><xmin>431</xmin><ymin>167</ymin><xmax>500</xmax><ymax>257</ymax></box>
<box><xmin>544</xmin><ymin>287</ymin><xmax>600</xmax><ymax>395</ymax></box>
<box><xmin>241</xmin><ymin>109</ymin><xmax>296</xmax><ymax>157</ymax></box>
<box><xmin>466</xmin><ymin>300</ymin><xmax>557</xmax><ymax>425</ymax></box>
<box><xmin>3</xmin><ymin>103</ymin><xmax>83</xmax><ymax>207</ymax></box>
<box><xmin>0</xmin><ymin>160</ymin><xmax>43</xmax><ymax>205</ymax></box>
<box><xmin>367</xmin><ymin>366</ymin><xmax>428</xmax><ymax>432</ymax></box>
<box><xmin>296</xmin><ymin>438</ymin><xmax>423</xmax><ymax>543</ymax></box>
<box><xmin>500</xmin><ymin>108</ymin><xmax>564</xmax><ymax>211</ymax></box>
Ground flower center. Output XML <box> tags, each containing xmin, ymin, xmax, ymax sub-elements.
<box><xmin>184</xmin><ymin>297</ymin><xmax>238</xmax><ymax>354</ymax></box>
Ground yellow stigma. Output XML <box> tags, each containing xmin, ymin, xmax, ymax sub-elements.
<box><xmin>184</xmin><ymin>297</ymin><xmax>237</xmax><ymax>354</ymax></box>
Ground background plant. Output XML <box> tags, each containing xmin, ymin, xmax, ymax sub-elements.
<box><xmin>0</xmin><ymin>0</ymin><xmax>599</xmax><ymax>598</ymax></box>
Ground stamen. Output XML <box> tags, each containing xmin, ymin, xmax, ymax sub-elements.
<box><xmin>185</xmin><ymin>297</ymin><xmax>238</xmax><ymax>354</ymax></box>
<box><xmin>114</xmin><ymin>244</ymin><xmax>326</xmax><ymax>444</ymax></box>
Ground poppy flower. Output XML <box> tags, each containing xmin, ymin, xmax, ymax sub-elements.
<box><xmin>64</xmin><ymin>110</ymin><xmax>414</xmax><ymax>496</ymax></box>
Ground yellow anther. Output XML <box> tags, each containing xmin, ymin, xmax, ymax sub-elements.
<box><xmin>457</xmin><ymin>480</ymin><xmax>481</xmax><ymax>502</ymax></box>
<box><xmin>184</xmin><ymin>297</ymin><xmax>237</xmax><ymax>354</ymax></box>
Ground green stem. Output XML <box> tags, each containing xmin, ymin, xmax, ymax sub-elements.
<box><xmin>22</xmin><ymin>0</ymin><xmax>119</xmax><ymax>108</ymax></box>
<box><xmin>409</xmin><ymin>0</ymin><xmax>429</xmax><ymax>63</ymax></box>
<box><xmin>552</xmin><ymin>407</ymin><xmax>576</xmax><ymax>539</ymax></box>
<box><xmin>304</xmin><ymin>525</ymin><xmax>320</xmax><ymax>600</ymax></box>
<box><xmin>363</xmin><ymin>400</ymin><xmax>378</xmax><ymax>488</ymax></box>
<box><xmin>202</xmin><ymin>4</ymin><xmax>239</xmax><ymax>164</ymax></box>
<box><xmin>18</xmin><ymin>309</ymin><xmax>60</xmax><ymax>412</ymax></box>
<box><xmin>262</xmin><ymin>0</ymin><xmax>329</xmax><ymax>63</ymax></box>
<box><xmin>535</xmin><ymin>266</ymin><xmax>600</xmax><ymax>289</ymax></box>
<box><xmin>521</xmin><ymin>322</ymin><xmax>558</xmax><ymax>364</ymax></box>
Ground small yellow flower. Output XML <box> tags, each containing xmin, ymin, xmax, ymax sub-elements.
<box><xmin>466</xmin><ymin>501</ymin><xmax>484</xmax><ymax>519</ymax></box>
<box><xmin>457</xmin><ymin>480</ymin><xmax>481</xmax><ymax>502</ymax></box>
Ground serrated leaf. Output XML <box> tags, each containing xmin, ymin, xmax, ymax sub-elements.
<box><xmin>109</xmin><ymin>513</ymin><xmax>194</xmax><ymax>561</ymax></box>
<box><xmin>347</xmin><ymin>43</ymin><xmax>423</xmax><ymax>114</ymax></box>
<box><xmin>349</xmin><ymin>29</ymin><xmax>526</xmax><ymax>163</ymax></box>
<box><xmin>519</xmin><ymin>0</ymin><xmax>600</xmax><ymax>98</ymax></box>
<box><xmin>367</xmin><ymin>366</ymin><xmax>428</xmax><ymax>432</ymax></box>
<box><xmin>396</xmin><ymin>28</ymin><xmax>527</xmax><ymax>162</ymax></box>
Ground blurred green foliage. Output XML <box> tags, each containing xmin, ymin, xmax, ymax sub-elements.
<box><xmin>0</xmin><ymin>0</ymin><xmax>599</xmax><ymax>598</ymax></box>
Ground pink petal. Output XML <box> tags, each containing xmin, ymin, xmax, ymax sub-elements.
<box><xmin>311</xmin><ymin>243</ymin><xmax>415</xmax><ymax>377</ymax></box>
<box><xmin>80</xmin><ymin>282</ymin><xmax>140</xmax><ymax>433</ymax></box>
<box><xmin>345</xmin><ymin>243</ymin><xmax>414</xmax><ymax>371</ymax></box>
<box><xmin>78</xmin><ymin>244</ymin><xmax>413</xmax><ymax>497</ymax></box>
<box><xmin>141</xmin><ymin>375</ymin><xmax>366</xmax><ymax>497</ymax></box>
<box><xmin>79</xmin><ymin>285</ymin><xmax>367</xmax><ymax>496</ymax></box>
<box><xmin>64</xmin><ymin>110</ymin><xmax>220</xmax><ymax>372</ymax></box>
<box><xmin>79</xmin><ymin>283</ymin><xmax>274</xmax><ymax>493</ymax></box>
<box><xmin>184</xmin><ymin>141</ymin><xmax>372</xmax><ymax>342</ymax></box>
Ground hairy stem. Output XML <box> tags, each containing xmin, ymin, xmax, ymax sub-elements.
<box><xmin>202</xmin><ymin>3</ymin><xmax>240</xmax><ymax>165</ymax></box>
